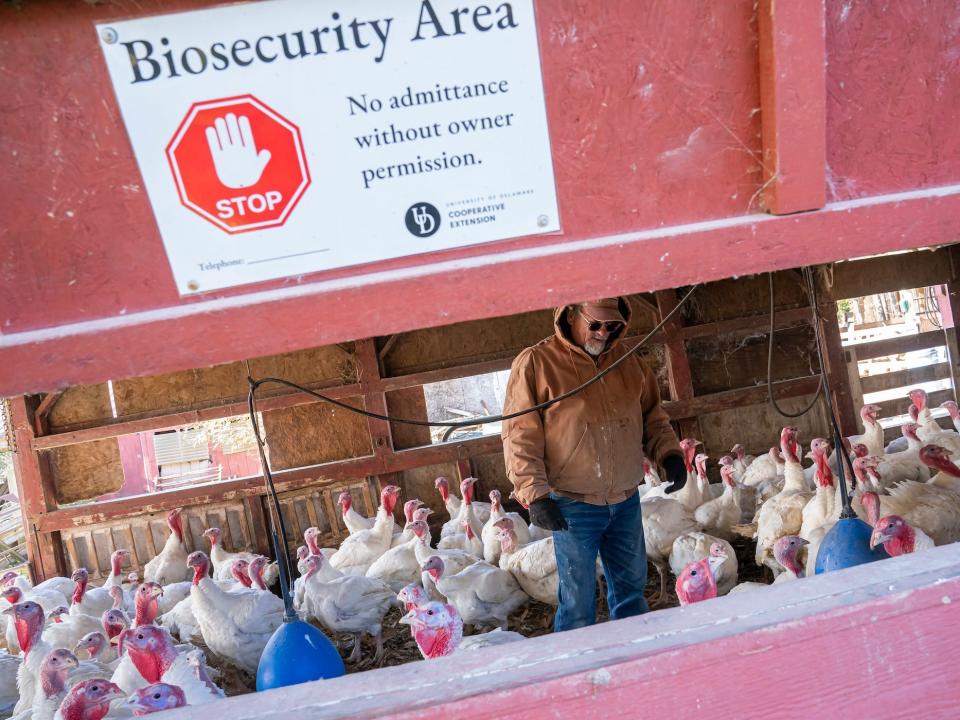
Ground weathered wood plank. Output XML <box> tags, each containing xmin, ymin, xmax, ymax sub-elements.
<box><xmin>663</xmin><ymin>376</ymin><xmax>821</xmax><ymax>419</ymax></box>
<box><xmin>851</xmin><ymin>330</ymin><xmax>945</xmax><ymax>360</ymax></box>
<box><xmin>859</xmin><ymin>362</ymin><xmax>951</xmax><ymax>394</ymax></box>
<box><xmin>757</xmin><ymin>0</ymin><xmax>826</xmax><ymax>213</ymax></box>
<box><xmin>829</xmin><ymin>248</ymin><xmax>952</xmax><ymax>301</ymax></box>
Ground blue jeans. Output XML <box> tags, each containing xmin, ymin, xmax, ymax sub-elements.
<box><xmin>551</xmin><ymin>491</ymin><xmax>649</xmax><ymax>632</ymax></box>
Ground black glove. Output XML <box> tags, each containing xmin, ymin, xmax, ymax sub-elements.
<box><xmin>529</xmin><ymin>497</ymin><xmax>568</xmax><ymax>531</ymax></box>
<box><xmin>662</xmin><ymin>454</ymin><xmax>687</xmax><ymax>495</ymax></box>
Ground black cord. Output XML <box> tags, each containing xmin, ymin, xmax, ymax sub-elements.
<box><xmin>767</xmin><ymin>272</ymin><xmax>824</xmax><ymax>417</ymax></box>
<box><xmin>248</xmin><ymin>284</ymin><xmax>701</xmax><ymax>430</ymax></box>
<box><xmin>247</xmin><ymin>383</ymin><xmax>297</xmax><ymax>620</ymax></box>
<box><xmin>801</xmin><ymin>267</ymin><xmax>856</xmax><ymax>518</ymax></box>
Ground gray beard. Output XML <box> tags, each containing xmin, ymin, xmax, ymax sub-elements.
<box><xmin>584</xmin><ymin>338</ymin><xmax>606</xmax><ymax>356</ymax></box>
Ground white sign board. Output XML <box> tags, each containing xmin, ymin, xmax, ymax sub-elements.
<box><xmin>96</xmin><ymin>0</ymin><xmax>559</xmax><ymax>295</ymax></box>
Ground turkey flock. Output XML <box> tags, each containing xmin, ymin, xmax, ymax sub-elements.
<box><xmin>1</xmin><ymin>388</ymin><xmax>957</xmax><ymax>716</ymax></box>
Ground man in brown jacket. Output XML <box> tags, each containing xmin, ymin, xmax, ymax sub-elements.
<box><xmin>501</xmin><ymin>297</ymin><xmax>686</xmax><ymax>631</ymax></box>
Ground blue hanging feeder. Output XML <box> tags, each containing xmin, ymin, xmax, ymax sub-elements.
<box><xmin>247</xmin><ymin>379</ymin><xmax>345</xmax><ymax>691</ymax></box>
<box><xmin>814</xmin><ymin>516</ymin><xmax>886</xmax><ymax>574</ymax></box>
<box><xmin>256</xmin><ymin>618</ymin><xmax>345</xmax><ymax>690</ymax></box>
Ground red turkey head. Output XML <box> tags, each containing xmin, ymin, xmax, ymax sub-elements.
<box><xmin>186</xmin><ymin>552</ymin><xmax>210</xmax><ymax>585</ymax></box>
<box><xmin>59</xmin><ymin>680</ymin><xmax>124</xmax><ymax>720</ymax></box>
<box><xmin>166</xmin><ymin>509</ymin><xmax>184</xmax><ymax>543</ymax></box>
<box><xmin>126</xmin><ymin>682</ymin><xmax>187</xmax><ymax>716</ymax></box>
<box><xmin>4</xmin><ymin>601</ymin><xmax>44</xmax><ymax>655</ymax></box>
<box><xmin>908</xmin><ymin>388</ymin><xmax>927</xmax><ymax>412</ymax></box>
<box><xmin>860</xmin><ymin>404</ymin><xmax>882</xmax><ymax>425</ymax></box>
<box><xmin>941</xmin><ymin>400</ymin><xmax>959</xmax><ymax>420</ymax></box>
<box><xmin>202</xmin><ymin>527</ymin><xmax>222</xmax><ymax>547</ymax></box>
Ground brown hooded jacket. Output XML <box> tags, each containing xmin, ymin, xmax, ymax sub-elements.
<box><xmin>501</xmin><ymin>297</ymin><xmax>682</xmax><ymax>506</ymax></box>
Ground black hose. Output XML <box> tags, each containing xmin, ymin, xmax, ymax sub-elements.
<box><xmin>767</xmin><ymin>272</ymin><xmax>824</xmax><ymax>418</ymax></box>
<box><xmin>801</xmin><ymin>267</ymin><xmax>856</xmax><ymax>518</ymax></box>
<box><xmin>248</xmin><ymin>284</ymin><xmax>701</xmax><ymax>430</ymax></box>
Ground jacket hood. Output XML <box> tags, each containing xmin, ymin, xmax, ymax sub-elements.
<box><xmin>553</xmin><ymin>296</ymin><xmax>633</xmax><ymax>355</ymax></box>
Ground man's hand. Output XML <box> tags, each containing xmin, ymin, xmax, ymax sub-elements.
<box><xmin>529</xmin><ymin>497</ymin><xmax>568</xmax><ymax>531</ymax></box>
<box><xmin>662</xmin><ymin>454</ymin><xmax>687</xmax><ymax>495</ymax></box>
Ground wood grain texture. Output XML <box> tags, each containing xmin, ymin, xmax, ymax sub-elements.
<box><xmin>825</xmin><ymin>1</ymin><xmax>960</xmax><ymax>200</ymax></box>
<box><xmin>7</xmin><ymin>1</ymin><xmax>958</xmax><ymax>396</ymax></box>
<box><xmin>758</xmin><ymin>0</ymin><xmax>827</xmax><ymax>213</ymax></box>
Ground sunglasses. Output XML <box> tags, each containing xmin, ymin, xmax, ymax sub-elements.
<box><xmin>579</xmin><ymin>309</ymin><xmax>624</xmax><ymax>334</ymax></box>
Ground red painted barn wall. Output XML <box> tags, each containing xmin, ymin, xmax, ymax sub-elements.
<box><xmin>825</xmin><ymin>0</ymin><xmax>960</xmax><ymax>200</ymax></box>
<box><xmin>209</xmin><ymin>446</ymin><xmax>261</xmax><ymax>480</ymax></box>
<box><xmin>0</xmin><ymin>0</ymin><xmax>760</xmax><ymax>335</ymax></box>
<box><xmin>1</xmin><ymin>1</ymin><xmax>959</xmax><ymax>396</ymax></box>
<box><xmin>98</xmin><ymin>434</ymin><xmax>152</xmax><ymax>501</ymax></box>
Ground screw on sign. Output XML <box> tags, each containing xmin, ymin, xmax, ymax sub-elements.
<box><xmin>166</xmin><ymin>95</ymin><xmax>310</xmax><ymax>234</ymax></box>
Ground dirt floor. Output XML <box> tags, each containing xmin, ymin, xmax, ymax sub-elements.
<box><xmin>206</xmin><ymin>536</ymin><xmax>769</xmax><ymax>694</ymax></box>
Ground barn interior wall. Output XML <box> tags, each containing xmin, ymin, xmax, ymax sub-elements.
<box><xmin>49</xmin><ymin>438</ymin><xmax>123</xmax><ymax>504</ymax></box>
<box><xmin>16</xmin><ymin>250</ymin><xmax>958</xmax><ymax>580</ymax></box>
<box><xmin>262</xmin><ymin>398</ymin><xmax>371</xmax><ymax>470</ymax></box>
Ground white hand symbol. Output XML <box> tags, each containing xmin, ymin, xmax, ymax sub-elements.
<box><xmin>204</xmin><ymin>113</ymin><xmax>272</xmax><ymax>189</ymax></box>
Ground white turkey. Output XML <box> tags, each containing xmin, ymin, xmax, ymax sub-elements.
<box><xmin>729</xmin><ymin>535</ymin><xmax>808</xmax><ymax>594</ymax></box>
<box><xmin>420</xmin><ymin>554</ymin><xmax>527</xmax><ymax>630</ymax></box>
<box><xmin>481</xmin><ymin>489</ymin><xmax>530</xmax><ymax>564</ymax></box>
<box><xmin>366</xmin><ymin>519</ymin><xmax>432</xmax><ymax>592</ymax></box>
<box><xmin>669</xmin><ymin>532</ymin><xmax>738</xmax><ymax>596</ymax></box>
<box><xmin>870</xmin><ymin>514</ymin><xmax>936</xmax><ymax>556</ymax></box>
<box><xmin>909</xmin><ymin>389</ymin><xmax>960</xmax><ymax>450</ymax></box>
<box><xmin>494</xmin><ymin>519</ymin><xmax>557</xmax><ymax>606</ymax></box>
<box><xmin>116</xmin><ymin>624</ymin><xmax>224</xmax><ymax>704</ymax></box>
<box><xmin>300</xmin><ymin>555</ymin><xmax>395</xmax><ymax>664</ymax></box>
<box><xmin>873</xmin><ymin>445</ymin><xmax>960</xmax><ymax>545</ymax></box>
<box><xmin>640</xmin><ymin>493</ymin><xmax>697</xmax><ymax>605</ymax></box>
<box><xmin>329</xmin><ymin>485</ymin><xmax>401</xmax><ymax>576</ymax></box>
<box><xmin>671</xmin><ymin>438</ymin><xmax>707</xmax><ymax>511</ymax></box>
<box><xmin>694</xmin><ymin>464</ymin><xmax>741</xmax><ymax>539</ymax></box>
<box><xmin>436</xmin><ymin>476</ymin><xmax>491</xmax><ymax>537</ymax></box>
<box><xmin>755</xmin><ymin>427</ymin><xmax>813</xmax><ymax>574</ymax></box>
<box><xmin>203</xmin><ymin>527</ymin><xmax>279</xmax><ymax>586</ymax></box>
<box><xmin>185</xmin><ymin>551</ymin><xmax>283</xmax><ymax>674</ymax></box>
<box><xmin>143</xmin><ymin>509</ymin><xmax>192</xmax><ymax>586</ymax></box>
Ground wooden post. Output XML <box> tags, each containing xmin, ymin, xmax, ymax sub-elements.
<box><xmin>655</xmin><ymin>290</ymin><xmax>701</xmax><ymax>440</ymax></box>
<box><xmin>243</xmin><ymin>496</ymin><xmax>272</xmax><ymax>558</ymax></box>
<box><xmin>818</xmin><ymin>305</ymin><xmax>860</xmax><ymax>437</ymax></box>
<box><xmin>942</xmin><ymin>247</ymin><xmax>960</xmax><ymax>400</ymax></box>
<box><xmin>757</xmin><ymin>0</ymin><xmax>826</xmax><ymax>214</ymax></box>
<box><xmin>7</xmin><ymin>396</ymin><xmax>65</xmax><ymax>581</ymax></box>
<box><xmin>845</xmin><ymin>345</ymin><xmax>865</xmax><ymax>419</ymax></box>
<box><xmin>355</xmin><ymin>339</ymin><xmax>401</xmax><ymax>495</ymax></box>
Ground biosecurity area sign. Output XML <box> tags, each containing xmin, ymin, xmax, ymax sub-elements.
<box><xmin>96</xmin><ymin>0</ymin><xmax>559</xmax><ymax>295</ymax></box>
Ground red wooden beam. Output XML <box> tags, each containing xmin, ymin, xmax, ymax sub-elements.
<box><xmin>7</xmin><ymin>397</ymin><xmax>64</xmax><ymax>580</ymax></box>
<box><xmin>662</xmin><ymin>375</ymin><xmax>821</xmax><ymax>419</ymax></box>
<box><xmin>757</xmin><ymin>0</ymin><xmax>827</xmax><ymax>214</ymax></box>
<box><xmin>3</xmin><ymin>186</ymin><xmax>960</xmax><ymax>399</ymax></box>
<box><xmin>35</xmin><ymin>434</ymin><xmax>503</xmax><ymax>534</ymax></box>
<box><xmin>655</xmin><ymin>290</ymin><xmax>700</xmax><ymax>439</ymax></box>
<box><xmin>168</xmin><ymin>544</ymin><xmax>960</xmax><ymax>720</ymax></box>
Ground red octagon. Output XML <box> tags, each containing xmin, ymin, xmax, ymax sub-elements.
<box><xmin>166</xmin><ymin>95</ymin><xmax>310</xmax><ymax>234</ymax></box>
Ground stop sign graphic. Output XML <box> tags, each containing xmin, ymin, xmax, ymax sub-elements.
<box><xmin>166</xmin><ymin>95</ymin><xmax>310</xmax><ymax>234</ymax></box>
